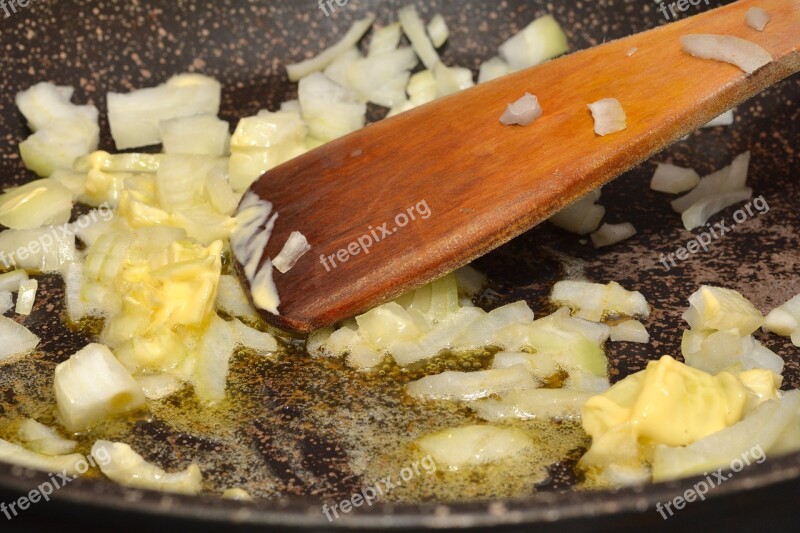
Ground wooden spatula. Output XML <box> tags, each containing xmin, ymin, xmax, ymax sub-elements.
<box><xmin>238</xmin><ymin>0</ymin><xmax>799</xmax><ymax>333</ymax></box>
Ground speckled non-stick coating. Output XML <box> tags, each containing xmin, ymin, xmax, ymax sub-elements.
<box><xmin>0</xmin><ymin>0</ymin><xmax>798</xmax><ymax>531</ymax></box>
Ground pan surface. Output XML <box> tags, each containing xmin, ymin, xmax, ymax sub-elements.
<box><xmin>0</xmin><ymin>0</ymin><xmax>798</xmax><ymax>530</ymax></box>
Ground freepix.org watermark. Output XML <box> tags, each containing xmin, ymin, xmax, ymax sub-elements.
<box><xmin>319</xmin><ymin>199</ymin><xmax>431</xmax><ymax>273</ymax></box>
<box><xmin>655</xmin><ymin>444</ymin><xmax>766</xmax><ymax>520</ymax></box>
<box><xmin>654</xmin><ymin>0</ymin><xmax>712</xmax><ymax>21</ymax></box>
<box><xmin>1</xmin><ymin>447</ymin><xmax>112</xmax><ymax>521</ymax></box>
<box><xmin>0</xmin><ymin>0</ymin><xmax>36</xmax><ymax>19</ymax></box>
<box><xmin>658</xmin><ymin>195</ymin><xmax>768</xmax><ymax>272</ymax></box>
<box><xmin>318</xmin><ymin>0</ymin><xmax>350</xmax><ymax>17</ymax></box>
<box><xmin>322</xmin><ymin>454</ymin><xmax>436</xmax><ymax>522</ymax></box>
<box><xmin>0</xmin><ymin>203</ymin><xmax>114</xmax><ymax>270</ymax></box>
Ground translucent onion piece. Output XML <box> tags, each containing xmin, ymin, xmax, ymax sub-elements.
<box><xmin>14</xmin><ymin>278</ymin><xmax>37</xmax><ymax>316</ymax></box>
<box><xmin>286</xmin><ymin>16</ymin><xmax>375</xmax><ymax>81</ymax></box>
<box><xmin>17</xmin><ymin>419</ymin><xmax>77</xmax><ymax>456</ymax></box>
<box><xmin>20</xmin><ymin>118</ymin><xmax>100</xmax><ymax>177</ymax></box>
<box><xmin>0</xmin><ymin>269</ymin><xmax>29</xmax><ymax>292</ymax></box>
<box><xmin>478</xmin><ymin>57</ymin><xmax>511</xmax><ymax>83</ymax></box>
<box><xmin>499</xmin><ymin>93</ymin><xmax>543</xmax><ymax>126</ymax></box>
<box><xmin>233</xmin><ymin>318</ymin><xmax>278</xmax><ymax>354</ymax></box>
<box><xmin>398</xmin><ymin>4</ymin><xmax>440</xmax><ymax>70</ymax></box>
<box><xmin>471</xmin><ymin>389</ymin><xmax>592</xmax><ymax>421</ymax></box>
<box><xmin>405</xmin><ymin>365</ymin><xmax>538</xmax><ymax>401</ymax></box>
<box><xmin>680</xmin><ymin>34</ymin><xmax>772</xmax><ymax>74</ymax></box>
<box><xmin>368</xmin><ymin>23</ymin><xmax>402</xmax><ymax>57</ymax></box>
<box><xmin>681</xmin><ymin>187</ymin><xmax>752</xmax><ymax>231</ymax></box>
<box><xmin>0</xmin><ymin>178</ymin><xmax>74</xmax><ymax>230</ymax></box>
<box><xmin>137</xmin><ymin>373</ymin><xmax>183</xmax><ymax>401</ymax></box>
<box><xmin>745</xmin><ymin>8</ymin><xmax>770</xmax><ymax>32</ymax></box>
<box><xmin>426</xmin><ymin>14</ymin><xmax>449</xmax><ymax>48</ymax></box>
<box><xmin>702</xmin><ymin>109</ymin><xmax>734</xmax><ymax>128</ymax></box>
<box><xmin>587</xmin><ymin>98</ymin><xmax>626</xmax><ymax>136</ymax></box>
<box><xmin>671</xmin><ymin>151</ymin><xmax>750</xmax><ymax>213</ymax></box>
<box><xmin>498</xmin><ymin>14</ymin><xmax>568</xmax><ymax>70</ymax></box>
<box><xmin>0</xmin><ymin>316</ymin><xmax>40</xmax><ymax>363</ymax></box>
<box><xmin>273</xmin><ymin>231</ymin><xmax>311</xmax><ymax>274</ymax></box>
<box><xmin>194</xmin><ymin>314</ymin><xmax>236</xmax><ymax>403</ymax></box>
<box><xmin>298</xmin><ymin>73</ymin><xmax>366</xmax><ymax>143</ymax></box>
<box><xmin>682</xmin><ymin>285</ymin><xmax>764</xmax><ymax>335</ymax></box>
<box><xmin>650</xmin><ymin>163</ymin><xmax>700</xmax><ymax>194</ymax></box>
<box><xmin>0</xmin><ymin>291</ymin><xmax>11</xmax><ymax>314</ymax></box>
<box><xmin>222</xmin><ymin>488</ymin><xmax>253</xmax><ymax>500</ymax></box>
<box><xmin>433</xmin><ymin>63</ymin><xmax>475</xmax><ymax>97</ymax></box>
<box><xmin>548</xmin><ymin>189</ymin><xmax>605</xmax><ymax>235</ymax></box>
<box><xmin>0</xmin><ymin>438</ymin><xmax>85</xmax><ymax>476</ymax></box>
<box><xmin>551</xmin><ymin>280</ymin><xmax>650</xmax><ymax>321</ymax></box>
<box><xmin>590</xmin><ymin>222</ymin><xmax>636</xmax><ymax>248</ymax></box>
<box><xmin>610</xmin><ymin>320</ymin><xmax>649</xmax><ymax>343</ymax></box>
<box><xmin>416</xmin><ymin>425</ymin><xmax>533</xmax><ymax>470</ymax></box>
<box><xmin>764</xmin><ymin>294</ymin><xmax>800</xmax><ymax>342</ymax></box>
<box><xmin>159</xmin><ymin>114</ymin><xmax>230</xmax><ymax>157</ymax></box>
<box><xmin>15</xmin><ymin>82</ymin><xmax>98</xmax><ymax>132</ymax></box>
<box><xmin>215</xmin><ymin>274</ymin><xmax>259</xmax><ymax>321</ymax></box>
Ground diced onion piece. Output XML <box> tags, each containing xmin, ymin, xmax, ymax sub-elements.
<box><xmin>346</xmin><ymin>48</ymin><xmax>418</xmax><ymax>107</ymax></box>
<box><xmin>356</xmin><ymin>302</ymin><xmax>422</xmax><ymax>350</ymax></box>
<box><xmin>15</xmin><ymin>82</ymin><xmax>98</xmax><ymax>132</ymax></box>
<box><xmin>298</xmin><ymin>73</ymin><xmax>366</xmax><ymax>143</ymax></box>
<box><xmin>137</xmin><ymin>373</ymin><xmax>183</xmax><ymax>401</ymax></box>
<box><xmin>20</xmin><ymin>119</ymin><xmax>100</xmax><ymax>177</ymax></box>
<box><xmin>745</xmin><ymin>7</ymin><xmax>770</xmax><ymax>32</ymax></box>
<box><xmin>324</xmin><ymin>47</ymin><xmax>362</xmax><ymax>88</ymax></box>
<box><xmin>416</xmin><ymin>425</ymin><xmax>533</xmax><ymax>470</ymax></box>
<box><xmin>215</xmin><ymin>274</ymin><xmax>258</xmax><ymax>321</ymax></box>
<box><xmin>0</xmin><ymin>438</ymin><xmax>85</xmax><ymax>476</ymax></box>
<box><xmin>626</xmin><ymin>47</ymin><xmax>638</xmax><ymax>57</ymax></box>
<box><xmin>204</xmin><ymin>168</ymin><xmax>239</xmax><ymax>216</ymax></box>
<box><xmin>398</xmin><ymin>4</ymin><xmax>440</xmax><ymax>70</ymax></box>
<box><xmin>273</xmin><ymin>231</ymin><xmax>311</xmax><ymax>274</ymax></box>
<box><xmin>17</xmin><ymin>419</ymin><xmax>77</xmax><ymax>456</ymax></box>
<box><xmin>702</xmin><ymin>109</ymin><xmax>735</xmax><ymax>128</ymax></box>
<box><xmin>681</xmin><ymin>187</ymin><xmax>752</xmax><ymax>231</ymax></box>
<box><xmin>74</xmin><ymin>150</ymin><xmax>163</xmax><ymax>174</ymax></box>
<box><xmin>346</xmin><ymin>342</ymin><xmax>385</xmax><ymax>370</ymax></box>
<box><xmin>433</xmin><ymin>63</ymin><xmax>474</xmax><ymax>97</ymax></box>
<box><xmin>682</xmin><ymin>330</ymin><xmax>783</xmax><ymax>375</ymax></box>
<box><xmin>610</xmin><ymin>320</ymin><xmax>649</xmax><ymax>343</ymax></box>
<box><xmin>14</xmin><ymin>278</ymin><xmax>37</xmax><ymax>316</ymax></box>
<box><xmin>590</xmin><ymin>222</ymin><xmax>636</xmax><ymax>248</ymax></box>
<box><xmin>498</xmin><ymin>14</ymin><xmax>568</xmax><ymax>70</ymax></box>
<box><xmin>471</xmin><ymin>389</ymin><xmax>592</xmax><ymax>421</ymax></box>
<box><xmin>286</xmin><ymin>16</ymin><xmax>375</xmax><ymax>81</ymax></box>
<box><xmin>222</xmin><ymin>488</ymin><xmax>253</xmax><ymax>500</ymax></box>
<box><xmin>0</xmin><ymin>316</ymin><xmax>40</xmax><ymax>363</ymax></box>
<box><xmin>0</xmin><ymin>179</ymin><xmax>74</xmax><ymax>230</ymax></box>
<box><xmin>453</xmin><ymin>265</ymin><xmax>486</xmax><ymax>297</ymax></box>
<box><xmin>233</xmin><ymin>318</ymin><xmax>278</xmax><ymax>354</ymax></box>
<box><xmin>0</xmin><ymin>291</ymin><xmax>11</xmax><ymax>314</ymax></box>
<box><xmin>680</xmin><ymin>34</ymin><xmax>772</xmax><ymax>74</ymax></box>
<box><xmin>426</xmin><ymin>14</ymin><xmax>449</xmax><ymax>48</ymax></box>
<box><xmin>406</xmin><ymin>365</ymin><xmax>538</xmax><ymax>401</ymax></box>
<box><xmin>652</xmin><ymin>391</ymin><xmax>800</xmax><ymax>482</ymax></box>
<box><xmin>551</xmin><ymin>280</ymin><xmax>649</xmax><ymax>321</ymax></box>
<box><xmin>155</xmin><ymin>154</ymin><xmax>218</xmax><ymax>210</ymax></box>
<box><xmin>549</xmin><ymin>189</ymin><xmax>605</xmax><ymax>235</ymax></box>
<box><xmin>650</xmin><ymin>163</ymin><xmax>700</xmax><ymax>194</ymax></box>
<box><xmin>159</xmin><ymin>114</ymin><xmax>230</xmax><ymax>156</ymax></box>
<box><xmin>492</xmin><ymin>351</ymin><xmax>559</xmax><ymax>382</ymax></box>
<box><xmin>108</xmin><ymin>73</ymin><xmax>222</xmax><ymax>149</ymax></box>
<box><xmin>194</xmin><ymin>315</ymin><xmax>236</xmax><ymax>403</ymax></box>
<box><xmin>588</xmin><ymin>98</ymin><xmax>626</xmax><ymax>136</ymax></box>
<box><xmin>407</xmin><ymin>69</ymin><xmax>437</xmax><ymax>105</ymax></box>
<box><xmin>764</xmin><ymin>294</ymin><xmax>800</xmax><ymax>342</ymax></box>
<box><xmin>499</xmin><ymin>92</ymin><xmax>543</xmax><ymax>126</ymax></box>
<box><xmin>368</xmin><ymin>23</ymin><xmax>402</xmax><ymax>57</ymax></box>
<box><xmin>682</xmin><ymin>285</ymin><xmax>764</xmax><ymax>335</ymax></box>
<box><xmin>0</xmin><ymin>269</ymin><xmax>29</xmax><ymax>292</ymax></box>
<box><xmin>54</xmin><ymin>343</ymin><xmax>145</xmax><ymax>431</ymax></box>
<box><xmin>478</xmin><ymin>57</ymin><xmax>511</xmax><ymax>83</ymax></box>
<box><xmin>92</xmin><ymin>440</ymin><xmax>203</xmax><ymax>494</ymax></box>
<box><xmin>671</xmin><ymin>151</ymin><xmax>750</xmax><ymax>213</ymax></box>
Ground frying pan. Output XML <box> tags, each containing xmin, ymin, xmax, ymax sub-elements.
<box><xmin>0</xmin><ymin>0</ymin><xmax>799</xmax><ymax>531</ymax></box>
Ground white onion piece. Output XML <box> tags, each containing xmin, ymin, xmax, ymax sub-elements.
<box><xmin>194</xmin><ymin>315</ymin><xmax>235</xmax><ymax>403</ymax></box>
<box><xmin>426</xmin><ymin>14</ymin><xmax>449</xmax><ymax>48</ymax></box>
<box><xmin>498</xmin><ymin>14</ymin><xmax>569</xmax><ymax>70</ymax></box>
<box><xmin>137</xmin><ymin>373</ymin><xmax>183</xmax><ymax>401</ymax></box>
<box><xmin>433</xmin><ymin>63</ymin><xmax>475</xmax><ymax>97</ymax></box>
<box><xmin>551</xmin><ymin>280</ymin><xmax>649</xmax><ymax>321</ymax></box>
<box><xmin>0</xmin><ymin>291</ymin><xmax>11</xmax><ymax>314</ymax></box>
<box><xmin>650</xmin><ymin>163</ymin><xmax>700</xmax><ymax>194</ymax></box>
<box><xmin>54</xmin><ymin>343</ymin><xmax>145</xmax><ymax>431</ymax></box>
<box><xmin>681</xmin><ymin>187</ymin><xmax>752</xmax><ymax>231</ymax></box>
<box><xmin>471</xmin><ymin>389</ymin><xmax>592</xmax><ymax>421</ymax></box>
<box><xmin>286</xmin><ymin>16</ymin><xmax>375</xmax><ymax>81</ymax></box>
<box><xmin>233</xmin><ymin>318</ymin><xmax>278</xmax><ymax>354</ymax></box>
<box><xmin>499</xmin><ymin>93</ymin><xmax>543</xmax><ymax>126</ymax></box>
<box><xmin>19</xmin><ymin>118</ymin><xmax>100</xmax><ymax>177</ymax></box>
<box><xmin>417</xmin><ymin>425</ymin><xmax>533</xmax><ymax>470</ymax></box>
<box><xmin>398</xmin><ymin>4</ymin><xmax>440</xmax><ymax>70</ymax></box>
<box><xmin>610</xmin><ymin>320</ymin><xmax>649</xmax><ymax>343</ymax></box>
<box><xmin>215</xmin><ymin>274</ymin><xmax>258</xmax><ymax>321</ymax></box>
<box><xmin>222</xmin><ymin>488</ymin><xmax>253</xmax><ymax>501</ymax></box>
<box><xmin>368</xmin><ymin>23</ymin><xmax>402</xmax><ymax>57</ymax></box>
<box><xmin>682</xmin><ymin>286</ymin><xmax>764</xmax><ymax>334</ymax></box>
<box><xmin>548</xmin><ymin>189</ymin><xmax>605</xmax><ymax>235</ymax></box>
<box><xmin>156</xmin><ymin>154</ymin><xmax>218</xmax><ymax>210</ymax></box>
<box><xmin>764</xmin><ymin>294</ymin><xmax>800</xmax><ymax>343</ymax></box>
<box><xmin>298</xmin><ymin>72</ymin><xmax>366</xmax><ymax>143</ymax></box>
<box><xmin>492</xmin><ymin>351</ymin><xmax>559</xmax><ymax>382</ymax></box>
<box><xmin>588</xmin><ymin>98</ymin><xmax>627</xmax><ymax>136</ymax></box>
<box><xmin>590</xmin><ymin>222</ymin><xmax>636</xmax><ymax>248</ymax></box>
<box><xmin>680</xmin><ymin>34</ymin><xmax>773</xmax><ymax>74</ymax></box>
<box><xmin>0</xmin><ymin>269</ymin><xmax>28</xmax><ymax>292</ymax></box>
<box><xmin>92</xmin><ymin>440</ymin><xmax>203</xmax><ymax>494</ymax></box>
<box><xmin>406</xmin><ymin>365</ymin><xmax>538</xmax><ymax>401</ymax></box>
<box><xmin>346</xmin><ymin>48</ymin><xmax>418</xmax><ymax>107</ymax></box>
<box><xmin>453</xmin><ymin>265</ymin><xmax>487</xmax><ymax>296</ymax></box>
<box><xmin>159</xmin><ymin>114</ymin><xmax>230</xmax><ymax>157</ymax></box>
<box><xmin>702</xmin><ymin>110</ymin><xmax>735</xmax><ymax>128</ymax></box>
<box><xmin>0</xmin><ymin>316</ymin><xmax>40</xmax><ymax>363</ymax></box>
<box><xmin>671</xmin><ymin>151</ymin><xmax>750</xmax><ymax>213</ymax></box>
<box><xmin>15</xmin><ymin>82</ymin><xmax>98</xmax><ymax>132</ymax></box>
<box><xmin>745</xmin><ymin>7</ymin><xmax>770</xmax><ymax>32</ymax></box>
<box><xmin>0</xmin><ymin>438</ymin><xmax>85</xmax><ymax>476</ymax></box>
<box><xmin>478</xmin><ymin>57</ymin><xmax>511</xmax><ymax>83</ymax></box>
<box><xmin>273</xmin><ymin>231</ymin><xmax>311</xmax><ymax>274</ymax></box>
<box><xmin>0</xmin><ymin>179</ymin><xmax>74</xmax><ymax>230</ymax></box>
<box><xmin>17</xmin><ymin>419</ymin><xmax>77</xmax><ymax>456</ymax></box>
<box><xmin>14</xmin><ymin>278</ymin><xmax>37</xmax><ymax>316</ymax></box>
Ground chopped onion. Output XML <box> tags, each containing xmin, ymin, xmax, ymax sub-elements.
<box><xmin>156</xmin><ymin>154</ymin><xmax>219</xmax><ymax>210</ymax></box>
<box><xmin>398</xmin><ymin>4</ymin><xmax>440</xmax><ymax>70</ymax></box>
<box><xmin>0</xmin><ymin>291</ymin><xmax>11</xmax><ymax>314</ymax></box>
<box><xmin>745</xmin><ymin>7</ymin><xmax>771</xmax><ymax>32</ymax></box>
<box><xmin>0</xmin><ymin>269</ymin><xmax>29</xmax><ymax>292</ymax></box>
<box><xmin>14</xmin><ymin>278</ymin><xmax>37</xmax><ymax>316</ymax></box>
<box><xmin>682</xmin><ymin>285</ymin><xmax>764</xmax><ymax>335</ymax></box>
<box><xmin>0</xmin><ymin>438</ymin><xmax>85</xmax><ymax>476</ymax></box>
<box><xmin>17</xmin><ymin>419</ymin><xmax>77</xmax><ymax>456</ymax></box>
<box><xmin>498</xmin><ymin>14</ymin><xmax>568</xmax><ymax>70</ymax></box>
<box><xmin>650</xmin><ymin>163</ymin><xmax>700</xmax><ymax>194</ymax></box>
<box><xmin>499</xmin><ymin>92</ymin><xmax>543</xmax><ymax>126</ymax></box>
<box><xmin>433</xmin><ymin>62</ymin><xmax>475</xmax><ymax>97</ymax></box>
<box><xmin>19</xmin><ymin>118</ymin><xmax>100</xmax><ymax>177</ymax></box>
<box><xmin>590</xmin><ymin>222</ymin><xmax>636</xmax><ymax>248</ymax></box>
<box><xmin>194</xmin><ymin>315</ymin><xmax>236</xmax><ymax>403</ymax></box>
<box><xmin>0</xmin><ymin>179</ymin><xmax>74</xmax><ymax>230</ymax></box>
<box><xmin>588</xmin><ymin>98</ymin><xmax>627</xmax><ymax>136</ymax></box>
<box><xmin>610</xmin><ymin>320</ymin><xmax>649</xmax><ymax>343</ymax></box>
<box><xmin>137</xmin><ymin>373</ymin><xmax>183</xmax><ymax>401</ymax></box>
<box><xmin>107</xmin><ymin>73</ymin><xmax>222</xmax><ymax>149</ymax></box>
<box><xmin>159</xmin><ymin>114</ymin><xmax>230</xmax><ymax>157</ymax></box>
<box><xmin>681</xmin><ymin>187</ymin><xmax>752</xmax><ymax>230</ymax></box>
<box><xmin>222</xmin><ymin>488</ymin><xmax>253</xmax><ymax>501</ymax></box>
<box><xmin>298</xmin><ymin>73</ymin><xmax>366</xmax><ymax>143</ymax></box>
<box><xmin>478</xmin><ymin>57</ymin><xmax>511</xmax><ymax>83</ymax></box>
<box><xmin>215</xmin><ymin>274</ymin><xmax>259</xmax><ymax>321</ymax></box>
<box><xmin>368</xmin><ymin>23</ymin><xmax>402</xmax><ymax>57</ymax></box>
<box><xmin>551</xmin><ymin>280</ymin><xmax>650</xmax><ymax>321</ymax></box>
<box><xmin>345</xmin><ymin>48</ymin><xmax>418</xmax><ymax>107</ymax></box>
<box><xmin>74</xmin><ymin>150</ymin><xmax>163</xmax><ymax>174</ymax></box>
<box><xmin>233</xmin><ymin>318</ymin><xmax>278</xmax><ymax>354</ymax></box>
<box><xmin>416</xmin><ymin>425</ymin><xmax>533</xmax><ymax>470</ymax></box>
<box><xmin>286</xmin><ymin>16</ymin><xmax>375</xmax><ymax>81</ymax></box>
<box><xmin>671</xmin><ymin>151</ymin><xmax>750</xmax><ymax>213</ymax></box>
<box><xmin>764</xmin><ymin>294</ymin><xmax>800</xmax><ymax>345</ymax></box>
<box><xmin>492</xmin><ymin>351</ymin><xmax>559</xmax><ymax>382</ymax></box>
<box><xmin>0</xmin><ymin>316</ymin><xmax>40</xmax><ymax>363</ymax></box>
<box><xmin>471</xmin><ymin>389</ymin><xmax>592</xmax><ymax>421</ymax></box>
<box><xmin>702</xmin><ymin>109</ymin><xmax>735</xmax><ymax>128</ymax></box>
<box><xmin>426</xmin><ymin>14</ymin><xmax>449</xmax><ymax>48</ymax></box>
<box><xmin>548</xmin><ymin>189</ymin><xmax>605</xmax><ymax>235</ymax></box>
<box><xmin>406</xmin><ymin>365</ymin><xmax>538</xmax><ymax>401</ymax></box>
<box><xmin>92</xmin><ymin>440</ymin><xmax>203</xmax><ymax>494</ymax></box>
<box><xmin>15</xmin><ymin>82</ymin><xmax>98</xmax><ymax>133</ymax></box>
<box><xmin>680</xmin><ymin>34</ymin><xmax>772</xmax><ymax>74</ymax></box>
<box><xmin>273</xmin><ymin>231</ymin><xmax>311</xmax><ymax>274</ymax></box>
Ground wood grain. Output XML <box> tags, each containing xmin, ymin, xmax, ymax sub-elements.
<box><xmin>242</xmin><ymin>0</ymin><xmax>800</xmax><ymax>333</ymax></box>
